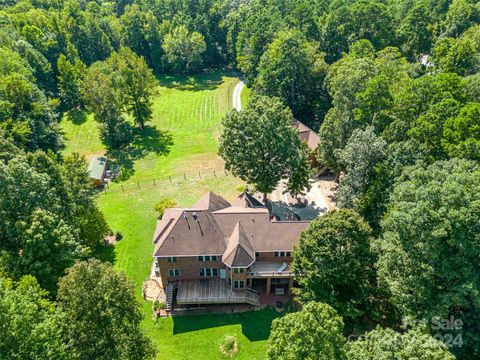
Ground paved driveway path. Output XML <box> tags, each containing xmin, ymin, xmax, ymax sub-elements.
<box><xmin>232</xmin><ymin>80</ymin><xmax>245</xmax><ymax>111</ymax></box>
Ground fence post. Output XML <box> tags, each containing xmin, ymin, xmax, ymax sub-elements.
<box><xmin>214</xmin><ymin>170</ymin><xmax>216</xmax><ymax>177</ymax></box>
<box><xmin>153</xmin><ymin>179</ymin><xmax>156</xmax><ymax>186</ymax></box>
<box><xmin>137</xmin><ymin>181</ymin><xmax>140</xmax><ymax>189</ymax></box>
<box><xmin>169</xmin><ymin>176</ymin><xmax>172</xmax><ymax>183</ymax></box>
<box><xmin>184</xmin><ymin>174</ymin><xmax>187</xmax><ymax>180</ymax></box>
<box><xmin>198</xmin><ymin>171</ymin><xmax>201</xmax><ymax>178</ymax></box>
<box><xmin>121</xmin><ymin>185</ymin><xmax>124</xmax><ymax>192</ymax></box>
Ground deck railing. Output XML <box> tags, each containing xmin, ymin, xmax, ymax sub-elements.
<box><xmin>177</xmin><ymin>292</ymin><xmax>259</xmax><ymax>306</ymax></box>
<box><xmin>248</xmin><ymin>271</ymin><xmax>293</xmax><ymax>278</ymax></box>
<box><xmin>177</xmin><ymin>289</ymin><xmax>259</xmax><ymax>306</ymax></box>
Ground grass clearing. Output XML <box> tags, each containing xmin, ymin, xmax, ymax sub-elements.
<box><xmin>61</xmin><ymin>71</ymin><xmax>279</xmax><ymax>359</ymax></box>
<box><xmin>240</xmin><ymin>84</ymin><xmax>251</xmax><ymax>108</ymax></box>
<box><xmin>142</xmin><ymin>304</ymin><xmax>281</xmax><ymax>360</ymax></box>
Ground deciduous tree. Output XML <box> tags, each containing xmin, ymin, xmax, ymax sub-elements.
<box><xmin>267</xmin><ymin>302</ymin><xmax>346</xmax><ymax>360</ymax></box>
<box><xmin>292</xmin><ymin>210</ymin><xmax>376</xmax><ymax>328</ymax></box>
<box><xmin>219</xmin><ymin>95</ymin><xmax>310</xmax><ymax>201</ymax></box>
<box><xmin>347</xmin><ymin>327</ymin><xmax>455</xmax><ymax>360</ymax></box>
<box><xmin>57</xmin><ymin>259</ymin><xmax>155</xmax><ymax>360</ymax></box>
<box><xmin>337</xmin><ymin>127</ymin><xmax>387</xmax><ymax>209</ymax></box>
<box><xmin>57</xmin><ymin>54</ymin><xmax>86</xmax><ymax>110</ymax></box>
<box><xmin>0</xmin><ymin>275</ymin><xmax>71</xmax><ymax>359</ymax></box>
<box><xmin>107</xmin><ymin>48</ymin><xmax>157</xmax><ymax>129</ymax></box>
<box><xmin>162</xmin><ymin>26</ymin><xmax>206</xmax><ymax>73</ymax></box>
<box><xmin>375</xmin><ymin>159</ymin><xmax>480</xmax><ymax>359</ymax></box>
<box><xmin>255</xmin><ymin>29</ymin><xmax>329</xmax><ymax>123</ymax></box>
<box><xmin>82</xmin><ymin>62</ymin><xmax>132</xmax><ymax>148</ymax></box>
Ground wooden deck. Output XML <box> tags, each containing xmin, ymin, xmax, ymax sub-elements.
<box><xmin>176</xmin><ymin>279</ymin><xmax>259</xmax><ymax>305</ymax></box>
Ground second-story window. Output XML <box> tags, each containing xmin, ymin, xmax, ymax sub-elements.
<box><xmin>233</xmin><ymin>268</ymin><xmax>245</xmax><ymax>274</ymax></box>
<box><xmin>168</xmin><ymin>269</ymin><xmax>180</xmax><ymax>277</ymax></box>
<box><xmin>167</xmin><ymin>256</ymin><xmax>177</xmax><ymax>263</ymax></box>
<box><xmin>274</xmin><ymin>251</ymin><xmax>289</xmax><ymax>257</ymax></box>
<box><xmin>198</xmin><ymin>255</ymin><xmax>217</xmax><ymax>262</ymax></box>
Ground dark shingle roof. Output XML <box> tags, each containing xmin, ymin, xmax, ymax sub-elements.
<box><xmin>153</xmin><ymin>192</ymin><xmax>310</xmax><ymax>258</ymax></box>
<box><xmin>222</xmin><ymin>222</ymin><xmax>255</xmax><ymax>267</ymax></box>
<box><xmin>191</xmin><ymin>191</ymin><xmax>231</xmax><ymax>211</ymax></box>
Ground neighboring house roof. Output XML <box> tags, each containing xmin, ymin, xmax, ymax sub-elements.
<box><xmin>153</xmin><ymin>192</ymin><xmax>310</xmax><ymax>259</ymax></box>
<box><xmin>292</xmin><ymin>120</ymin><xmax>320</xmax><ymax>152</ymax></box>
<box><xmin>222</xmin><ymin>222</ymin><xmax>255</xmax><ymax>267</ymax></box>
<box><xmin>191</xmin><ymin>191</ymin><xmax>232</xmax><ymax>211</ymax></box>
<box><xmin>88</xmin><ymin>156</ymin><xmax>107</xmax><ymax>180</ymax></box>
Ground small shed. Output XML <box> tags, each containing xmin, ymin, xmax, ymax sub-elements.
<box><xmin>88</xmin><ymin>156</ymin><xmax>107</xmax><ymax>187</ymax></box>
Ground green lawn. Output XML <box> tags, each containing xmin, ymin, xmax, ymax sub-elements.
<box><xmin>61</xmin><ymin>71</ymin><xmax>279</xmax><ymax>359</ymax></box>
<box><xmin>240</xmin><ymin>84</ymin><xmax>251</xmax><ymax>108</ymax></box>
<box><xmin>143</xmin><ymin>305</ymin><xmax>282</xmax><ymax>360</ymax></box>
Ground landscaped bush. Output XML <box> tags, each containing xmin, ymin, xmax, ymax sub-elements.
<box><xmin>235</xmin><ymin>184</ymin><xmax>247</xmax><ymax>193</ymax></box>
<box><xmin>154</xmin><ymin>198</ymin><xmax>177</xmax><ymax>218</ymax></box>
<box><xmin>115</xmin><ymin>231</ymin><xmax>123</xmax><ymax>241</ymax></box>
<box><xmin>219</xmin><ymin>335</ymin><xmax>238</xmax><ymax>358</ymax></box>
<box><xmin>153</xmin><ymin>301</ymin><xmax>165</xmax><ymax>312</ymax></box>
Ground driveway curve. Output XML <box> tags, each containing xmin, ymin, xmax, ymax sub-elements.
<box><xmin>232</xmin><ymin>80</ymin><xmax>245</xmax><ymax>111</ymax></box>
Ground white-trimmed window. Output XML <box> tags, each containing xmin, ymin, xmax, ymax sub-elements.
<box><xmin>274</xmin><ymin>251</ymin><xmax>289</xmax><ymax>257</ymax></box>
<box><xmin>168</xmin><ymin>269</ymin><xmax>180</xmax><ymax>277</ymax></box>
<box><xmin>198</xmin><ymin>255</ymin><xmax>218</xmax><ymax>262</ymax></box>
<box><xmin>199</xmin><ymin>268</ymin><xmax>218</xmax><ymax>277</ymax></box>
<box><xmin>167</xmin><ymin>256</ymin><xmax>177</xmax><ymax>263</ymax></box>
<box><xmin>233</xmin><ymin>268</ymin><xmax>245</xmax><ymax>274</ymax></box>
<box><xmin>234</xmin><ymin>280</ymin><xmax>245</xmax><ymax>289</ymax></box>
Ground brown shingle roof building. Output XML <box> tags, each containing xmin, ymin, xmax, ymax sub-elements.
<box><xmin>152</xmin><ymin>192</ymin><xmax>314</xmax><ymax>305</ymax></box>
<box><xmin>153</xmin><ymin>194</ymin><xmax>309</xmax><ymax>258</ymax></box>
<box><xmin>292</xmin><ymin>119</ymin><xmax>320</xmax><ymax>152</ymax></box>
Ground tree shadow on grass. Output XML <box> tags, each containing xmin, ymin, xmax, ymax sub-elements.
<box><xmin>172</xmin><ymin>307</ymin><xmax>281</xmax><ymax>342</ymax></box>
<box><xmin>66</xmin><ymin>109</ymin><xmax>87</xmax><ymax>125</ymax></box>
<box><xmin>108</xmin><ymin>125</ymin><xmax>174</xmax><ymax>181</ymax></box>
<box><xmin>156</xmin><ymin>72</ymin><xmax>225</xmax><ymax>92</ymax></box>
<box><xmin>93</xmin><ymin>243</ymin><xmax>116</xmax><ymax>264</ymax></box>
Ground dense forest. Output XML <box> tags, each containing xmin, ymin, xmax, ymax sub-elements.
<box><xmin>1</xmin><ymin>0</ymin><xmax>480</xmax><ymax>359</ymax></box>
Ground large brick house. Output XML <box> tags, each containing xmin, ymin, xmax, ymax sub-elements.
<box><xmin>152</xmin><ymin>192</ymin><xmax>310</xmax><ymax>307</ymax></box>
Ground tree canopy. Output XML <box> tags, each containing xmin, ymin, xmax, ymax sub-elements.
<box><xmin>375</xmin><ymin>159</ymin><xmax>480</xmax><ymax>359</ymax></box>
<box><xmin>267</xmin><ymin>302</ymin><xmax>346</xmax><ymax>360</ymax></box>
<box><xmin>219</xmin><ymin>95</ymin><xmax>311</xmax><ymax>200</ymax></box>
<box><xmin>0</xmin><ymin>275</ymin><xmax>71</xmax><ymax>359</ymax></box>
<box><xmin>57</xmin><ymin>259</ymin><xmax>155</xmax><ymax>360</ymax></box>
<box><xmin>347</xmin><ymin>327</ymin><xmax>456</xmax><ymax>360</ymax></box>
<box><xmin>292</xmin><ymin>209</ymin><xmax>377</xmax><ymax>329</ymax></box>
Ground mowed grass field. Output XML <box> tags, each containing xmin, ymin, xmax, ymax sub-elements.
<box><xmin>60</xmin><ymin>72</ymin><xmax>279</xmax><ymax>359</ymax></box>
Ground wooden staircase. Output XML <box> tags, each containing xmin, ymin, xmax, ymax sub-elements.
<box><xmin>165</xmin><ymin>283</ymin><xmax>176</xmax><ymax>311</ymax></box>
<box><xmin>245</xmin><ymin>289</ymin><xmax>260</xmax><ymax>306</ymax></box>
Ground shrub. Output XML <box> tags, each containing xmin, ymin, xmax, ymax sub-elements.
<box><xmin>219</xmin><ymin>335</ymin><xmax>238</xmax><ymax>358</ymax></box>
<box><xmin>155</xmin><ymin>198</ymin><xmax>177</xmax><ymax>218</ymax></box>
<box><xmin>115</xmin><ymin>231</ymin><xmax>123</xmax><ymax>241</ymax></box>
<box><xmin>236</xmin><ymin>184</ymin><xmax>247</xmax><ymax>193</ymax></box>
<box><xmin>153</xmin><ymin>301</ymin><xmax>165</xmax><ymax>312</ymax></box>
